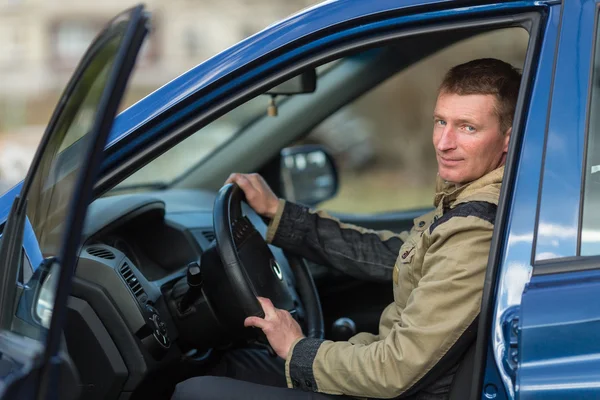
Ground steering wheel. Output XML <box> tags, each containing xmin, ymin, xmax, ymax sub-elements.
<box><xmin>202</xmin><ymin>183</ymin><xmax>324</xmax><ymax>339</ymax></box>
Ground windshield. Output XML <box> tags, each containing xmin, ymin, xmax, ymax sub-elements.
<box><xmin>115</xmin><ymin>95</ymin><xmax>268</xmax><ymax>189</ymax></box>
<box><xmin>113</xmin><ymin>62</ymin><xmax>339</xmax><ymax>191</ymax></box>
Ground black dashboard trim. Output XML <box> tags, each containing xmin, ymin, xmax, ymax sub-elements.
<box><xmin>84</xmin><ymin>197</ymin><xmax>166</xmax><ymax>241</ymax></box>
<box><xmin>65</xmin><ymin>296</ymin><xmax>128</xmax><ymax>399</ymax></box>
<box><xmin>70</xmin><ymin>276</ymin><xmax>149</xmax><ymax>391</ymax></box>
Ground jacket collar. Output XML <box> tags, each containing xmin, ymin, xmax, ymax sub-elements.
<box><xmin>433</xmin><ymin>166</ymin><xmax>505</xmax><ymax>209</ymax></box>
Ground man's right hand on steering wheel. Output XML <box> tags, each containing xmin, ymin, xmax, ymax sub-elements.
<box><xmin>225</xmin><ymin>173</ymin><xmax>280</xmax><ymax>219</ymax></box>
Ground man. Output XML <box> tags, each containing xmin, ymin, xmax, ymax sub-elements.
<box><xmin>172</xmin><ymin>58</ymin><xmax>521</xmax><ymax>399</ymax></box>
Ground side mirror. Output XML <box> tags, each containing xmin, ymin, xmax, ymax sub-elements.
<box><xmin>34</xmin><ymin>260</ymin><xmax>59</xmax><ymax>329</ymax></box>
<box><xmin>12</xmin><ymin>257</ymin><xmax>57</xmax><ymax>336</ymax></box>
<box><xmin>266</xmin><ymin>69</ymin><xmax>316</xmax><ymax>95</ymax></box>
<box><xmin>280</xmin><ymin>145</ymin><xmax>338</xmax><ymax>206</ymax></box>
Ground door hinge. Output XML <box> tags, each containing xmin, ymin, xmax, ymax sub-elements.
<box><xmin>502</xmin><ymin>310</ymin><xmax>520</xmax><ymax>382</ymax></box>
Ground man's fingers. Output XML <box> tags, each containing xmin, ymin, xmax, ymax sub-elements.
<box><xmin>224</xmin><ymin>173</ymin><xmax>236</xmax><ymax>185</ymax></box>
<box><xmin>226</xmin><ymin>172</ymin><xmax>248</xmax><ymax>185</ymax></box>
<box><xmin>233</xmin><ymin>174</ymin><xmax>259</xmax><ymax>195</ymax></box>
<box><xmin>227</xmin><ymin>172</ymin><xmax>264</xmax><ymax>189</ymax></box>
<box><xmin>225</xmin><ymin>172</ymin><xmax>250</xmax><ymax>186</ymax></box>
<box><xmin>224</xmin><ymin>173</ymin><xmax>276</xmax><ymax>217</ymax></box>
<box><xmin>257</xmin><ymin>296</ymin><xmax>275</xmax><ymax>309</ymax></box>
<box><xmin>244</xmin><ymin>316</ymin><xmax>268</xmax><ymax>330</ymax></box>
<box><xmin>256</xmin><ymin>296</ymin><xmax>277</xmax><ymax>318</ymax></box>
<box><xmin>225</xmin><ymin>173</ymin><xmax>244</xmax><ymax>186</ymax></box>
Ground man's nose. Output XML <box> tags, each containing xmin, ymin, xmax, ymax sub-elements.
<box><xmin>436</xmin><ymin>126</ymin><xmax>457</xmax><ymax>151</ymax></box>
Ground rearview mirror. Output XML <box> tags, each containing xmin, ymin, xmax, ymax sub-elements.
<box><xmin>280</xmin><ymin>145</ymin><xmax>338</xmax><ymax>206</ymax></box>
<box><xmin>266</xmin><ymin>69</ymin><xmax>317</xmax><ymax>95</ymax></box>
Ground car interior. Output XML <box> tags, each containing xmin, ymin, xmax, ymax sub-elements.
<box><xmin>27</xmin><ymin>17</ymin><xmax>532</xmax><ymax>400</ymax></box>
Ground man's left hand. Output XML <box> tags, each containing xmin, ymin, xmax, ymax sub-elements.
<box><xmin>244</xmin><ymin>296</ymin><xmax>305</xmax><ymax>359</ymax></box>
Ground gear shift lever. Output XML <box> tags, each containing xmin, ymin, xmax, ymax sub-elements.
<box><xmin>331</xmin><ymin>317</ymin><xmax>357</xmax><ymax>341</ymax></box>
<box><xmin>178</xmin><ymin>261</ymin><xmax>203</xmax><ymax>313</ymax></box>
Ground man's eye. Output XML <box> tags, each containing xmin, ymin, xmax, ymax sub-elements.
<box><xmin>435</xmin><ymin>119</ymin><xmax>446</xmax><ymax>126</ymax></box>
<box><xmin>464</xmin><ymin>125</ymin><xmax>476</xmax><ymax>132</ymax></box>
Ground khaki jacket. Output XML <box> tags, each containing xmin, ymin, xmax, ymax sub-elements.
<box><xmin>266</xmin><ymin>166</ymin><xmax>504</xmax><ymax>399</ymax></box>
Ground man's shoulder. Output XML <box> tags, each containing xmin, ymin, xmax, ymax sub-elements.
<box><xmin>457</xmin><ymin>180</ymin><xmax>502</xmax><ymax>205</ymax></box>
<box><xmin>429</xmin><ymin>200</ymin><xmax>498</xmax><ymax>235</ymax></box>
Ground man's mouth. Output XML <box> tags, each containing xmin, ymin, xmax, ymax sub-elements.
<box><xmin>438</xmin><ymin>156</ymin><xmax>463</xmax><ymax>166</ymax></box>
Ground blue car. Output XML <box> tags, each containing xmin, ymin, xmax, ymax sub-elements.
<box><xmin>0</xmin><ymin>0</ymin><xmax>597</xmax><ymax>399</ymax></box>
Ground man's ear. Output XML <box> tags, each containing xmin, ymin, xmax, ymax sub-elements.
<box><xmin>503</xmin><ymin>127</ymin><xmax>512</xmax><ymax>152</ymax></box>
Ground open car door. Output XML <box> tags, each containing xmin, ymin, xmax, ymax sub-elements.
<box><xmin>0</xmin><ymin>6</ymin><xmax>148</xmax><ymax>400</ymax></box>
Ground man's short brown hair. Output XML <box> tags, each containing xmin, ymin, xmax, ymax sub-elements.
<box><xmin>439</xmin><ymin>58</ymin><xmax>522</xmax><ymax>133</ymax></box>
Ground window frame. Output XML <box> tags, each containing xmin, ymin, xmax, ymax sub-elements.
<box><xmin>532</xmin><ymin>3</ymin><xmax>600</xmax><ymax>274</ymax></box>
<box><xmin>579</xmin><ymin>5</ymin><xmax>600</xmax><ymax>258</ymax></box>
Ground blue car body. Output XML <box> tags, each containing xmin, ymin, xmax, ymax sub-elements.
<box><xmin>4</xmin><ymin>0</ymin><xmax>600</xmax><ymax>399</ymax></box>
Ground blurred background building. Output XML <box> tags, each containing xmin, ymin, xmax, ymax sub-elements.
<box><xmin>0</xmin><ymin>0</ymin><xmax>319</xmax><ymax>190</ymax></box>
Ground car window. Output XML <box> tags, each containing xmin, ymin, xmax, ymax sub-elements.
<box><xmin>9</xmin><ymin>20</ymin><xmax>134</xmax><ymax>340</ymax></box>
<box><xmin>580</xmin><ymin>15</ymin><xmax>600</xmax><ymax>256</ymax></box>
<box><xmin>27</xmin><ymin>39</ymin><xmax>117</xmax><ymax>258</ymax></box>
<box><xmin>307</xmin><ymin>28</ymin><xmax>528</xmax><ymax>213</ymax></box>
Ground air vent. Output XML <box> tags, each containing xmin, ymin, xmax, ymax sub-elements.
<box><xmin>120</xmin><ymin>263</ymin><xmax>145</xmax><ymax>298</ymax></box>
<box><xmin>87</xmin><ymin>247</ymin><xmax>115</xmax><ymax>260</ymax></box>
<box><xmin>202</xmin><ymin>230</ymin><xmax>215</xmax><ymax>242</ymax></box>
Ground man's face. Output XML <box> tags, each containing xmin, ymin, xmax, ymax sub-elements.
<box><xmin>432</xmin><ymin>92</ymin><xmax>511</xmax><ymax>184</ymax></box>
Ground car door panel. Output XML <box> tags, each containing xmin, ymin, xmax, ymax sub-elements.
<box><xmin>519</xmin><ymin>267</ymin><xmax>600</xmax><ymax>400</ymax></box>
<box><xmin>516</xmin><ymin>1</ymin><xmax>600</xmax><ymax>399</ymax></box>
<box><xmin>0</xmin><ymin>6</ymin><xmax>149</xmax><ymax>399</ymax></box>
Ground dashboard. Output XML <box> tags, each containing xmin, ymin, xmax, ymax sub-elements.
<box><xmin>67</xmin><ymin>188</ymin><xmax>297</xmax><ymax>399</ymax></box>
